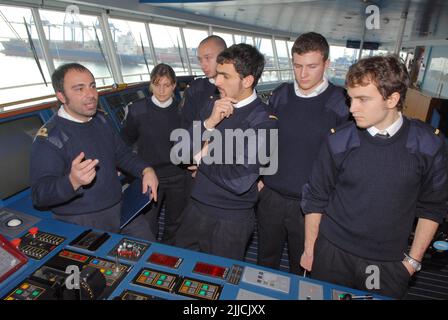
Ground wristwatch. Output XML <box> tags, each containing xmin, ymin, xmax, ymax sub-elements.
<box><xmin>403</xmin><ymin>253</ymin><xmax>422</xmax><ymax>272</ymax></box>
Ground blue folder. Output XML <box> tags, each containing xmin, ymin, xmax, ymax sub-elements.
<box><xmin>120</xmin><ymin>179</ymin><xmax>152</xmax><ymax>229</ymax></box>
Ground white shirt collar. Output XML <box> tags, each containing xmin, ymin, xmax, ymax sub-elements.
<box><xmin>294</xmin><ymin>76</ymin><xmax>329</xmax><ymax>98</ymax></box>
<box><xmin>151</xmin><ymin>95</ymin><xmax>173</xmax><ymax>108</ymax></box>
<box><xmin>367</xmin><ymin>112</ymin><xmax>403</xmax><ymax>137</ymax></box>
<box><xmin>208</xmin><ymin>77</ymin><xmax>216</xmax><ymax>85</ymax></box>
<box><xmin>58</xmin><ymin>105</ymin><xmax>92</xmax><ymax>123</ymax></box>
<box><xmin>233</xmin><ymin>90</ymin><xmax>257</xmax><ymax>109</ymax></box>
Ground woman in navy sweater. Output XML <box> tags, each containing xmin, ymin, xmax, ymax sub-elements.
<box><xmin>121</xmin><ymin>64</ymin><xmax>191</xmax><ymax>244</ymax></box>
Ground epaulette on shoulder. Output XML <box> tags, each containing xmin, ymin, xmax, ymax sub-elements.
<box><xmin>325</xmin><ymin>86</ymin><xmax>350</xmax><ymax>117</ymax></box>
<box><xmin>407</xmin><ymin>119</ymin><xmax>444</xmax><ymax>156</ymax></box>
<box><xmin>128</xmin><ymin>97</ymin><xmax>148</xmax><ymax>108</ymax></box>
<box><xmin>35</xmin><ymin>126</ymin><xmax>48</xmax><ymax>139</ymax></box>
<box><xmin>327</xmin><ymin>121</ymin><xmax>360</xmax><ymax>155</ymax></box>
<box><xmin>268</xmin><ymin>82</ymin><xmax>291</xmax><ymax>106</ymax></box>
<box><xmin>34</xmin><ymin>116</ymin><xmax>67</xmax><ymax>149</ymax></box>
<box><xmin>329</xmin><ymin>121</ymin><xmax>354</xmax><ymax>134</ymax></box>
<box><xmin>271</xmin><ymin>82</ymin><xmax>289</xmax><ymax>96</ymax></box>
<box><xmin>183</xmin><ymin>77</ymin><xmax>207</xmax><ymax>96</ymax></box>
<box><xmin>35</xmin><ymin>116</ymin><xmax>57</xmax><ymax>140</ymax></box>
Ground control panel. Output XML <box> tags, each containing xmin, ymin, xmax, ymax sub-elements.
<box><xmin>17</xmin><ymin>228</ymin><xmax>65</xmax><ymax>260</ymax></box>
<box><xmin>0</xmin><ymin>208</ymin><xmax>388</xmax><ymax>301</ymax></box>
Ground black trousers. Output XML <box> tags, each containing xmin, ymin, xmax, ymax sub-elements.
<box><xmin>174</xmin><ymin>199</ymin><xmax>255</xmax><ymax>261</ymax></box>
<box><xmin>139</xmin><ymin>171</ymin><xmax>192</xmax><ymax>244</ymax></box>
<box><xmin>54</xmin><ymin>201</ymin><xmax>155</xmax><ymax>241</ymax></box>
<box><xmin>312</xmin><ymin>235</ymin><xmax>411</xmax><ymax>299</ymax></box>
<box><xmin>159</xmin><ymin>172</ymin><xmax>192</xmax><ymax>245</ymax></box>
<box><xmin>54</xmin><ymin>201</ymin><xmax>122</xmax><ymax>233</ymax></box>
<box><xmin>256</xmin><ymin>186</ymin><xmax>304</xmax><ymax>274</ymax></box>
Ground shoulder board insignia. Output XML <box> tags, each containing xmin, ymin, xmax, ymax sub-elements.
<box><xmin>36</xmin><ymin>127</ymin><xmax>48</xmax><ymax>138</ymax></box>
<box><xmin>330</xmin><ymin>128</ymin><xmax>336</xmax><ymax>134</ymax></box>
<box><xmin>269</xmin><ymin>115</ymin><xmax>278</xmax><ymax>120</ymax></box>
<box><xmin>435</xmin><ymin>128</ymin><xmax>440</xmax><ymax>135</ymax></box>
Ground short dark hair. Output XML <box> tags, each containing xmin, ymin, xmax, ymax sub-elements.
<box><xmin>199</xmin><ymin>35</ymin><xmax>227</xmax><ymax>50</ymax></box>
<box><xmin>51</xmin><ymin>63</ymin><xmax>93</xmax><ymax>93</ymax></box>
<box><xmin>150</xmin><ymin>63</ymin><xmax>176</xmax><ymax>85</ymax></box>
<box><xmin>345</xmin><ymin>55</ymin><xmax>410</xmax><ymax>111</ymax></box>
<box><xmin>291</xmin><ymin>32</ymin><xmax>329</xmax><ymax>61</ymax></box>
<box><xmin>217</xmin><ymin>43</ymin><xmax>265</xmax><ymax>89</ymax></box>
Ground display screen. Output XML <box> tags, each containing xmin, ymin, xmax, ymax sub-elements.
<box><xmin>192</xmin><ymin>262</ymin><xmax>228</xmax><ymax>279</ymax></box>
<box><xmin>147</xmin><ymin>252</ymin><xmax>182</xmax><ymax>269</ymax></box>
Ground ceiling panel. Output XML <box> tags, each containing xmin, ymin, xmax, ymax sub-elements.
<box><xmin>142</xmin><ymin>0</ymin><xmax>448</xmax><ymax>48</ymax></box>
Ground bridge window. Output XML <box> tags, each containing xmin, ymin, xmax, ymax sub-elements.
<box><xmin>234</xmin><ymin>34</ymin><xmax>254</xmax><ymax>46</ymax></box>
<box><xmin>182</xmin><ymin>27</ymin><xmax>208</xmax><ymax>75</ymax></box>
<box><xmin>212</xmin><ymin>31</ymin><xmax>234</xmax><ymax>46</ymax></box>
<box><xmin>108</xmin><ymin>18</ymin><xmax>152</xmax><ymax>83</ymax></box>
<box><xmin>0</xmin><ymin>5</ymin><xmax>52</xmax><ymax>105</ymax></box>
<box><xmin>275</xmin><ymin>39</ymin><xmax>292</xmax><ymax>81</ymax></box>
<box><xmin>39</xmin><ymin>9</ymin><xmax>114</xmax><ymax>86</ymax></box>
<box><xmin>149</xmin><ymin>23</ymin><xmax>189</xmax><ymax>76</ymax></box>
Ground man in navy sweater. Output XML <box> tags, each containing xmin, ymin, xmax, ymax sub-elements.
<box><xmin>181</xmin><ymin>35</ymin><xmax>227</xmax><ymax>129</ymax></box>
<box><xmin>301</xmin><ymin>55</ymin><xmax>448</xmax><ymax>299</ymax></box>
<box><xmin>257</xmin><ymin>32</ymin><xmax>349</xmax><ymax>274</ymax></box>
<box><xmin>181</xmin><ymin>35</ymin><xmax>227</xmax><ymax>177</ymax></box>
<box><xmin>174</xmin><ymin>44</ymin><xmax>278</xmax><ymax>260</ymax></box>
<box><xmin>31</xmin><ymin>63</ymin><xmax>159</xmax><ymax>239</ymax></box>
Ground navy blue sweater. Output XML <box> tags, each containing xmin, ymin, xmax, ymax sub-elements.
<box><xmin>189</xmin><ymin>97</ymin><xmax>278</xmax><ymax>211</ymax></box>
<box><xmin>181</xmin><ymin>77</ymin><xmax>219</xmax><ymax>129</ymax></box>
<box><xmin>301</xmin><ymin>118</ymin><xmax>448</xmax><ymax>261</ymax></box>
<box><xmin>30</xmin><ymin>113</ymin><xmax>148</xmax><ymax>215</ymax></box>
<box><xmin>264</xmin><ymin>82</ymin><xmax>349</xmax><ymax>199</ymax></box>
<box><xmin>121</xmin><ymin>97</ymin><xmax>183</xmax><ymax>178</ymax></box>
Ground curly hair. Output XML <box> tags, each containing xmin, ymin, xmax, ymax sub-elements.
<box><xmin>216</xmin><ymin>43</ymin><xmax>265</xmax><ymax>89</ymax></box>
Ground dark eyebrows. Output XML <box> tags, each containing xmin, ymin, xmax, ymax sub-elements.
<box><xmin>217</xmin><ymin>71</ymin><xmax>230</xmax><ymax>77</ymax></box>
<box><xmin>71</xmin><ymin>83</ymin><xmax>85</xmax><ymax>89</ymax></box>
<box><xmin>71</xmin><ymin>81</ymin><xmax>96</xmax><ymax>89</ymax></box>
<box><xmin>293</xmin><ymin>63</ymin><xmax>318</xmax><ymax>67</ymax></box>
<box><xmin>351</xmin><ymin>95</ymin><xmax>371</xmax><ymax>99</ymax></box>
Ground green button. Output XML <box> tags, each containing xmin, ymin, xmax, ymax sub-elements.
<box><xmin>185</xmin><ymin>281</ymin><xmax>191</xmax><ymax>286</ymax></box>
<box><xmin>106</xmin><ymin>270</ymin><xmax>113</xmax><ymax>275</ymax></box>
<box><xmin>156</xmin><ymin>280</ymin><xmax>163</xmax><ymax>285</ymax></box>
<box><xmin>15</xmin><ymin>289</ymin><xmax>23</xmax><ymax>295</ymax></box>
<box><xmin>160</xmin><ymin>275</ymin><xmax>167</xmax><ymax>280</ymax></box>
<box><xmin>199</xmin><ymin>290</ymin><xmax>206</xmax><ymax>296</ymax></box>
<box><xmin>202</xmin><ymin>285</ymin><xmax>209</xmax><ymax>290</ymax></box>
<box><xmin>32</xmin><ymin>291</ymin><xmax>40</xmax><ymax>297</ymax></box>
<box><xmin>144</xmin><ymin>271</ymin><xmax>150</xmax><ymax>276</ymax></box>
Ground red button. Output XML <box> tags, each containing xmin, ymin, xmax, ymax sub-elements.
<box><xmin>10</xmin><ymin>238</ymin><xmax>21</xmax><ymax>248</ymax></box>
<box><xmin>29</xmin><ymin>227</ymin><xmax>39</xmax><ymax>236</ymax></box>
